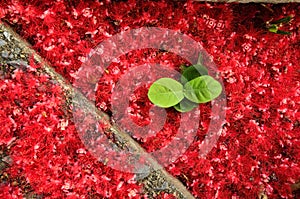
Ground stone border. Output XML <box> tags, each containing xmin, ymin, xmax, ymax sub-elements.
<box><xmin>0</xmin><ymin>22</ymin><xmax>195</xmax><ymax>199</ymax></box>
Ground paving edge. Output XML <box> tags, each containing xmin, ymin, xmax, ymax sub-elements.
<box><xmin>0</xmin><ymin>22</ymin><xmax>196</xmax><ymax>199</ymax></box>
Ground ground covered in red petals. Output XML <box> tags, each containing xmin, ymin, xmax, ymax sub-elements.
<box><xmin>0</xmin><ymin>1</ymin><xmax>300</xmax><ymax>198</ymax></box>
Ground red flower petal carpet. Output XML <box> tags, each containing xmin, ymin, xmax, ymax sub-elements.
<box><xmin>0</xmin><ymin>1</ymin><xmax>299</xmax><ymax>198</ymax></box>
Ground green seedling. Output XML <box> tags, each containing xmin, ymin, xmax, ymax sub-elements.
<box><xmin>148</xmin><ymin>54</ymin><xmax>222</xmax><ymax>112</ymax></box>
<box><xmin>266</xmin><ymin>15</ymin><xmax>293</xmax><ymax>35</ymax></box>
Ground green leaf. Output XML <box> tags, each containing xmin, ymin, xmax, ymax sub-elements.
<box><xmin>148</xmin><ymin>78</ymin><xmax>184</xmax><ymax>108</ymax></box>
<box><xmin>174</xmin><ymin>98</ymin><xmax>198</xmax><ymax>112</ymax></box>
<box><xmin>268</xmin><ymin>24</ymin><xmax>278</xmax><ymax>33</ymax></box>
<box><xmin>181</xmin><ymin>64</ymin><xmax>208</xmax><ymax>84</ymax></box>
<box><xmin>271</xmin><ymin>16</ymin><xmax>292</xmax><ymax>25</ymax></box>
<box><xmin>183</xmin><ymin>75</ymin><xmax>222</xmax><ymax>103</ymax></box>
<box><xmin>276</xmin><ymin>30</ymin><xmax>291</xmax><ymax>35</ymax></box>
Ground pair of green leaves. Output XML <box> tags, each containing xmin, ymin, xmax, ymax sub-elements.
<box><xmin>147</xmin><ymin>63</ymin><xmax>222</xmax><ymax>112</ymax></box>
<box><xmin>267</xmin><ymin>16</ymin><xmax>293</xmax><ymax>35</ymax></box>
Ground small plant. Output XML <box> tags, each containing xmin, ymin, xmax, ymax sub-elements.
<box><xmin>147</xmin><ymin>54</ymin><xmax>222</xmax><ymax>112</ymax></box>
<box><xmin>266</xmin><ymin>15</ymin><xmax>293</xmax><ymax>35</ymax></box>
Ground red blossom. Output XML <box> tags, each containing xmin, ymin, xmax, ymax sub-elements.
<box><xmin>0</xmin><ymin>1</ymin><xmax>299</xmax><ymax>198</ymax></box>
